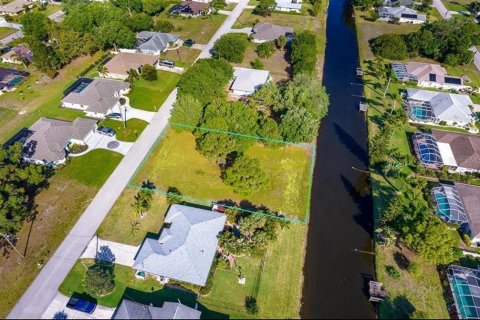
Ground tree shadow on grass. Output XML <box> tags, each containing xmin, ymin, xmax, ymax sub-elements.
<box><xmin>122</xmin><ymin>286</ymin><xmax>229</xmax><ymax>319</ymax></box>
<box><xmin>381</xmin><ymin>295</ymin><xmax>416</xmax><ymax>319</ymax></box>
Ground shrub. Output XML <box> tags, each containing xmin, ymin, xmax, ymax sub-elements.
<box><xmin>370</xmin><ymin>34</ymin><xmax>408</xmax><ymax>60</ymax></box>
<box><xmin>461</xmin><ymin>232</ymin><xmax>472</xmax><ymax>246</ymax></box>
<box><xmin>223</xmin><ymin>155</ymin><xmax>270</xmax><ymax>195</ymax></box>
<box><xmin>69</xmin><ymin>143</ymin><xmax>88</xmax><ymax>154</ymax></box>
<box><xmin>245</xmin><ymin>296</ymin><xmax>259</xmax><ymax>314</ymax></box>
<box><xmin>213</xmin><ymin>33</ymin><xmax>249</xmax><ymax>63</ymax></box>
<box><xmin>83</xmin><ymin>264</ymin><xmax>115</xmax><ymax>296</ymax></box>
<box><xmin>256</xmin><ymin>41</ymin><xmax>276</xmax><ymax>58</ymax></box>
<box><xmin>407</xmin><ymin>261</ymin><xmax>421</xmax><ymax>276</ymax></box>
<box><xmin>290</xmin><ymin>31</ymin><xmax>317</xmax><ymax>76</ymax></box>
<box><xmin>253</xmin><ymin>0</ymin><xmax>276</xmax><ymax>16</ymax></box>
<box><xmin>250</xmin><ymin>58</ymin><xmax>264</xmax><ymax>69</ymax></box>
<box><xmin>140</xmin><ymin>64</ymin><xmax>157</xmax><ymax>80</ymax></box>
<box><xmin>385</xmin><ymin>265</ymin><xmax>401</xmax><ymax>279</ymax></box>
<box><xmin>155</xmin><ymin>20</ymin><xmax>175</xmax><ymax>32</ymax></box>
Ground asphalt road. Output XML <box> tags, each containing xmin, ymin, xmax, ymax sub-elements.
<box><xmin>7</xmin><ymin>0</ymin><xmax>249</xmax><ymax>318</ymax></box>
<box><xmin>432</xmin><ymin>0</ymin><xmax>455</xmax><ymax>19</ymax></box>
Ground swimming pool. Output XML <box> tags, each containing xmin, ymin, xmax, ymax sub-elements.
<box><xmin>410</xmin><ymin>105</ymin><xmax>434</xmax><ymax>122</ymax></box>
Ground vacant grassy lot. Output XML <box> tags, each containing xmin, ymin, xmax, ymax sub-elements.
<box><xmin>128</xmin><ymin>71</ymin><xmax>180</xmax><ymax>111</ymax></box>
<box><xmin>0</xmin><ymin>27</ymin><xmax>17</xmax><ymax>39</ymax></box>
<box><xmin>103</xmin><ymin>118</ymin><xmax>148</xmax><ymax>142</ymax></box>
<box><xmin>160</xmin><ymin>47</ymin><xmax>200</xmax><ymax>68</ymax></box>
<box><xmin>131</xmin><ymin>129</ymin><xmax>312</xmax><ymax>220</ymax></box>
<box><xmin>154</xmin><ymin>10</ymin><xmax>227</xmax><ymax>44</ymax></box>
<box><xmin>0</xmin><ymin>52</ymin><xmax>104</xmax><ymax>144</ymax></box>
<box><xmin>355</xmin><ymin>12</ymin><xmax>422</xmax><ymax>61</ymax></box>
<box><xmin>98</xmin><ymin>189</ymin><xmax>169</xmax><ymax>245</ymax></box>
<box><xmin>444</xmin><ymin>0</ymin><xmax>472</xmax><ymax>11</ymax></box>
<box><xmin>0</xmin><ymin>149</ymin><xmax>122</xmax><ymax>317</ymax></box>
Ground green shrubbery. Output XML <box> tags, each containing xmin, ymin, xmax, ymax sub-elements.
<box><xmin>290</xmin><ymin>31</ymin><xmax>317</xmax><ymax>76</ymax></box>
<box><xmin>83</xmin><ymin>264</ymin><xmax>115</xmax><ymax>296</ymax></box>
<box><xmin>213</xmin><ymin>33</ymin><xmax>249</xmax><ymax>63</ymax></box>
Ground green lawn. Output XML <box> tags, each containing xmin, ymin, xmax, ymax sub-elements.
<box><xmin>56</xmin><ymin>150</ymin><xmax>123</xmax><ymax>187</ymax></box>
<box><xmin>444</xmin><ymin>0</ymin><xmax>470</xmax><ymax>11</ymax></box>
<box><xmin>59</xmin><ymin>259</ymin><xmax>164</xmax><ymax>308</ymax></box>
<box><xmin>131</xmin><ymin>129</ymin><xmax>312</xmax><ymax>220</ymax></box>
<box><xmin>0</xmin><ymin>52</ymin><xmax>105</xmax><ymax>144</ymax></box>
<box><xmin>127</xmin><ymin>71</ymin><xmax>180</xmax><ymax>111</ymax></box>
<box><xmin>0</xmin><ymin>27</ymin><xmax>17</xmax><ymax>39</ymax></box>
<box><xmin>103</xmin><ymin>118</ymin><xmax>148</xmax><ymax>142</ymax></box>
<box><xmin>154</xmin><ymin>10</ymin><xmax>227</xmax><ymax>44</ymax></box>
<box><xmin>160</xmin><ymin>47</ymin><xmax>200</xmax><ymax>68</ymax></box>
<box><xmin>200</xmin><ymin>224</ymin><xmax>307</xmax><ymax>318</ymax></box>
<box><xmin>97</xmin><ymin>189</ymin><xmax>169</xmax><ymax>245</ymax></box>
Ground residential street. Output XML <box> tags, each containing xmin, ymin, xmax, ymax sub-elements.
<box><xmin>7</xmin><ymin>0</ymin><xmax>249</xmax><ymax>317</ymax></box>
<box><xmin>432</xmin><ymin>0</ymin><xmax>455</xmax><ymax>19</ymax></box>
<box><xmin>470</xmin><ymin>46</ymin><xmax>480</xmax><ymax>72</ymax></box>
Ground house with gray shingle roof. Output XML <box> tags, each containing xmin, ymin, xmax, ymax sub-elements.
<box><xmin>135</xmin><ymin>31</ymin><xmax>181</xmax><ymax>55</ymax></box>
<box><xmin>113</xmin><ymin>300</ymin><xmax>201</xmax><ymax>319</ymax></box>
<box><xmin>251</xmin><ymin>22</ymin><xmax>294</xmax><ymax>44</ymax></box>
<box><xmin>230</xmin><ymin>67</ymin><xmax>271</xmax><ymax>96</ymax></box>
<box><xmin>133</xmin><ymin>205</ymin><xmax>226</xmax><ymax>287</ymax></box>
<box><xmin>378</xmin><ymin>6</ymin><xmax>426</xmax><ymax>23</ymax></box>
<box><xmin>22</xmin><ymin>117</ymin><xmax>97</xmax><ymax>166</ymax></box>
<box><xmin>61</xmin><ymin>78</ymin><xmax>130</xmax><ymax>118</ymax></box>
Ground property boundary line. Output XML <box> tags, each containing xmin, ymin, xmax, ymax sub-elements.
<box><xmin>127</xmin><ymin>122</ymin><xmax>317</xmax><ymax>224</ymax></box>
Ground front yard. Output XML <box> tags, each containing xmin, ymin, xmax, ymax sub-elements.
<box><xmin>127</xmin><ymin>71</ymin><xmax>180</xmax><ymax>112</ymax></box>
<box><xmin>103</xmin><ymin>118</ymin><xmax>148</xmax><ymax>142</ymax></box>
<box><xmin>0</xmin><ymin>27</ymin><xmax>17</xmax><ymax>39</ymax></box>
<box><xmin>130</xmin><ymin>129</ymin><xmax>313</xmax><ymax>220</ymax></box>
<box><xmin>0</xmin><ymin>149</ymin><xmax>123</xmax><ymax>317</ymax></box>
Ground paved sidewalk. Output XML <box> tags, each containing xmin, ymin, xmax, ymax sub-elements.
<box><xmin>41</xmin><ymin>293</ymin><xmax>115</xmax><ymax>320</ymax></box>
<box><xmin>7</xmin><ymin>89</ymin><xmax>178</xmax><ymax>319</ymax></box>
<box><xmin>80</xmin><ymin>236</ymin><xmax>139</xmax><ymax>267</ymax></box>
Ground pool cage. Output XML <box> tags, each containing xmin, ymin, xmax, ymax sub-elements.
<box><xmin>392</xmin><ymin>62</ymin><xmax>417</xmax><ymax>82</ymax></box>
<box><xmin>412</xmin><ymin>133</ymin><xmax>443</xmax><ymax>169</ymax></box>
<box><xmin>448</xmin><ymin>265</ymin><xmax>480</xmax><ymax>319</ymax></box>
<box><xmin>431</xmin><ymin>184</ymin><xmax>468</xmax><ymax>225</ymax></box>
<box><xmin>406</xmin><ymin>99</ymin><xmax>437</xmax><ymax>123</ymax></box>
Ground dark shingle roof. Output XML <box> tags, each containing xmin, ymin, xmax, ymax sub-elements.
<box><xmin>432</xmin><ymin>130</ymin><xmax>480</xmax><ymax>170</ymax></box>
<box><xmin>454</xmin><ymin>182</ymin><xmax>480</xmax><ymax>239</ymax></box>
<box><xmin>113</xmin><ymin>300</ymin><xmax>201</xmax><ymax>319</ymax></box>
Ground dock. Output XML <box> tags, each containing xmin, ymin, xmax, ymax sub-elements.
<box><xmin>368</xmin><ymin>281</ymin><xmax>387</xmax><ymax>303</ymax></box>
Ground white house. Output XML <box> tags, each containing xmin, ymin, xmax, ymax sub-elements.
<box><xmin>22</xmin><ymin>117</ymin><xmax>97</xmax><ymax>166</ymax></box>
<box><xmin>275</xmin><ymin>0</ymin><xmax>302</xmax><ymax>12</ymax></box>
<box><xmin>230</xmin><ymin>67</ymin><xmax>271</xmax><ymax>96</ymax></box>
<box><xmin>61</xmin><ymin>78</ymin><xmax>130</xmax><ymax>118</ymax></box>
<box><xmin>405</xmin><ymin>88</ymin><xmax>478</xmax><ymax>129</ymax></box>
<box><xmin>378</xmin><ymin>6</ymin><xmax>426</xmax><ymax>24</ymax></box>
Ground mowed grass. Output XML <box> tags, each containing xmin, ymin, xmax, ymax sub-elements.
<box><xmin>127</xmin><ymin>71</ymin><xmax>180</xmax><ymax>111</ymax></box>
<box><xmin>0</xmin><ymin>27</ymin><xmax>17</xmax><ymax>39</ymax></box>
<box><xmin>0</xmin><ymin>52</ymin><xmax>104</xmax><ymax>144</ymax></box>
<box><xmin>160</xmin><ymin>47</ymin><xmax>200</xmax><ymax>68</ymax></box>
<box><xmin>131</xmin><ymin>129</ymin><xmax>312</xmax><ymax>219</ymax></box>
<box><xmin>103</xmin><ymin>118</ymin><xmax>148</xmax><ymax>142</ymax></box>
<box><xmin>154</xmin><ymin>10</ymin><xmax>227</xmax><ymax>44</ymax></box>
<box><xmin>59</xmin><ymin>259</ymin><xmax>164</xmax><ymax>308</ymax></box>
<box><xmin>355</xmin><ymin>11</ymin><xmax>422</xmax><ymax>60</ymax></box>
<box><xmin>0</xmin><ymin>149</ymin><xmax>122</xmax><ymax>317</ymax></box>
<box><xmin>97</xmin><ymin>189</ymin><xmax>169</xmax><ymax>245</ymax></box>
<box><xmin>57</xmin><ymin>150</ymin><xmax>123</xmax><ymax>187</ymax></box>
<box><xmin>200</xmin><ymin>224</ymin><xmax>307</xmax><ymax>318</ymax></box>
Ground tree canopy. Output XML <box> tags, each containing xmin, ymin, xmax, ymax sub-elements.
<box><xmin>213</xmin><ymin>33</ymin><xmax>249</xmax><ymax>63</ymax></box>
<box><xmin>170</xmin><ymin>94</ymin><xmax>204</xmax><ymax>131</ymax></box>
<box><xmin>290</xmin><ymin>31</ymin><xmax>318</xmax><ymax>76</ymax></box>
<box><xmin>223</xmin><ymin>155</ymin><xmax>270</xmax><ymax>195</ymax></box>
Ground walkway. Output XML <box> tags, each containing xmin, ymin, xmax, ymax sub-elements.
<box><xmin>80</xmin><ymin>236</ymin><xmax>138</xmax><ymax>267</ymax></box>
<box><xmin>470</xmin><ymin>46</ymin><xmax>480</xmax><ymax>72</ymax></box>
<box><xmin>41</xmin><ymin>293</ymin><xmax>115</xmax><ymax>320</ymax></box>
<box><xmin>48</xmin><ymin>10</ymin><xmax>65</xmax><ymax>23</ymax></box>
<box><xmin>75</xmin><ymin>133</ymin><xmax>133</xmax><ymax>156</ymax></box>
<box><xmin>7</xmin><ymin>89</ymin><xmax>177</xmax><ymax>319</ymax></box>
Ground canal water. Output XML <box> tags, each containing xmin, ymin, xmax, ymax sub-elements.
<box><xmin>300</xmin><ymin>0</ymin><xmax>376</xmax><ymax>318</ymax></box>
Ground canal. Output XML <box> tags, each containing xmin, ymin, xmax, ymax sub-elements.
<box><xmin>300</xmin><ymin>0</ymin><xmax>376</xmax><ymax>318</ymax></box>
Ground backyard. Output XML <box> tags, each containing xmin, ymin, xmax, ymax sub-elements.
<box><xmin>0</xmin><ymin>150</ymin><xmax>123</xmax><ymax>317</ymax></box>
<box><xmin>0</xmin><ymin>52</ymin><xmax>105</xmax><ymax>144</ymax></box>
<box><xmin>127</xmin><ymin>71</ymin><xmax>180</xmax><ymax>112</ymax></box>
<box><xmin>130</xmin><ymin>129</ymin><xmax>313</xmax><ymax>220</ymax></box>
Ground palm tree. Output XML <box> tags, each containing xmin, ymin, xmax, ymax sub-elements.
<box><xmin>126</xmin><ymin>68</ymin><xmax>139</xmax><ymax>84</ymax></box>
<box><xmin>131</xmin><ymin>200</ymin><xmax>144</xmax><ymax>219</ymax></box>
<box><xmin>130</xmin><ymin>219</ymin><xmax>141</xmax><ymax>236</ymax></box>
<box><xmin>97</xmin><ymin>65</ymin><xmax>108</xmax><ymax>77</ymax></box>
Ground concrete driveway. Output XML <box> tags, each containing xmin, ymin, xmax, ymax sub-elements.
<box><xmin>1</xmin><ymin>30</ymin><xmax>23</xmax><ymax>46</ymax></box>
<box><xmin>470</xmin><ymin>46</ymin><xmax>480</xmax><ymax>72</ymax></box>
<box><xmin>432</xmin><ymin>0</ymin><xmax>457</xmax><ymax>19</ymax></box>
<box><xmin>48</xmin><ymin>10</ymin><xmax>65</xmax><ymax>22</ymax></box>
<box><xmin>80</xmin><ymin>236</ymin><xmax>139</xmax><ymax>267</ymax></box>
<box><xmin>73</xmin><ymin>132</ymin><xmax>133</xmax><ymax>156</ymax></box>
<box><xmin>41</xmin><ymin>293</ymin><xmax>115</xmax><ymax>320</ymax></box>
<box><xmin>111</xmin><ymin>105</ymin><xmax>156</xmax><ymax>123</ymax></box>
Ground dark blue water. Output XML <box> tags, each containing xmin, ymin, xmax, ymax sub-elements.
<box><xmin>300</xmin><ymin>0</ymin><xmax>376</xmax><ymax>318</ymax></box>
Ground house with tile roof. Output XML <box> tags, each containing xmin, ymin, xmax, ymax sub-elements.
<box><xmin>102</xmin><ymin>52</ymin><xmax>159</xmax><ymax>80</ymax></box>
<box><xmin>22</xmin><ymin>117</ymin><xmax>97</xmax><ymax>166</ymax></box>
<box><xmin>251</xmin><ymin>22</ymin><xmax>294</xmax><ymax>44</ymax></box>
<box><xmin>61</xmin><ymin>78</ymin><xmax>130</xmax><ymax>118</ymax></box>
<box><xmin>113</xmin><ymin>300</ymin><xmax>201</xmax><ymax>319</ymax></box>
<box><xmin>230</xmin><ymin>67</ymin><xmax>271</xmax><ymax>96</ymax></box>
<box><xmin>135</xmin><ymin>32</ymin><xmax>181</xmax><ymax>55</ymax></box>
<box><xmin>133</xmin><ymin>205</ymin><xmax>226</xmax><ymax>287</ymax></box>
<box><xmin>378</xmin><ymin>6</ymin><xmax>426</xmax><ymax>23</ymax></box>
<box><xmin>275</xmin><ymin>0</ymin><xmax>302</xmax><ymax>12</ymax></box>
